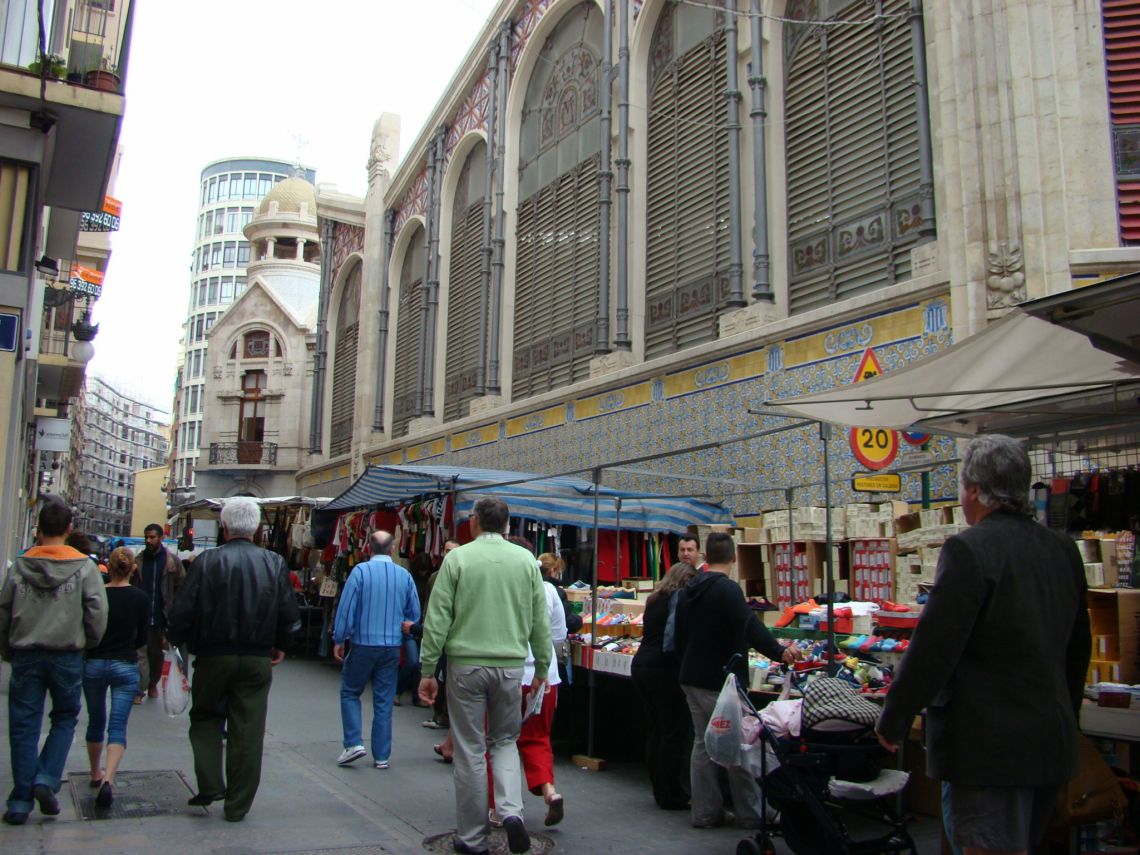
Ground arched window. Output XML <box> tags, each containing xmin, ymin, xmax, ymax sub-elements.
<box><xmin>784</xmin><ymin>0</ymin><xmax>929</xmax><ymax>313</ymax></box>
<box><xmin>644</xmin><ymin>3</ymin><xmax>730</xmax><ymax>358</ymax></box>
<box><xmin>392</xmin><ymin>225</ymin><xmax>426</xmax><ymax>438</ymax></box>
<box><xmin>513</xmin><ymin>2</ymin><xmax>603</xmax><ymax>399</ymax></box>
<box><xmin>445</xmin><ymin>140</ymin><xmax>488</xmax><ymax>422</ymax></box>
<box><xmin>329</xmin><ymin>263</ymin><xmax>361</xmax><ymax>457</ymax></box>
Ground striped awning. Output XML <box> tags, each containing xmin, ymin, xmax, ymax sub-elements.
<box><xmin>320</xmin><ymin>463</ymin><xmax>733</xmax><ymax>533</ymax></box>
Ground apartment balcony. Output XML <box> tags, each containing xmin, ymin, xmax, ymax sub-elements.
<box><xmin>208</xmin><ymin>441</ymin><xmax>278</xmax><ymax>468</ymax></box>
<box><xmin>0</xmin><ymin>0</ymin><xmax>134</xmax><ymax>214</ymax></box>
<box><xmin>35</xmin><ymin>312</ymin><xmax>94</xmax><ymax>408</ymax></box>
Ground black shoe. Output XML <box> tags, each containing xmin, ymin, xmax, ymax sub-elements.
<box><xmin>32</xmin><ymin>784</ymin><xmax>60</xmax><ymax>816</ymax></box>
<box><xmin>452</xmin><ymin>840</ymin><xmax>489</xmax><ymax>855</ymax></box>
<box><xmin>188</xmin><ymin>791</ymin><xmax>226</xmax><ymax>807</ymax></box>
<box><xmin>502</xmin><ymin>815</ymin><xmax>530</xmax><ymax>854</ymax></box>
<box><xmin>95</xmin><ymin>781</ymin><xmax>113</xmax><ymax>808</ymax></box>
<box><xmin>2</xmin><ymin>810</ymin><xmax>28</xmax><ymax>825</ymax></box>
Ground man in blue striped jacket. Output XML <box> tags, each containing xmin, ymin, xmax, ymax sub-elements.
<box><xmin>333</xmin><ymin>530</ymin><xmax>420</xmax><ymax>769</ymax></box>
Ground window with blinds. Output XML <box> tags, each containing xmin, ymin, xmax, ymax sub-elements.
<box><xmin>645</xmin><ymin>3</ymin><xmax>731</xmax><ymax>359</ymax></box>
<box><xmin>444</xmin><ymin>141</ymin><xmax>488</xmax><ymax>422</ymax></box>
<box><xmin>512</xmin><ymin>2</ymin><xmax>603</xmax><ymax>400</ymax></box>
<box><xmin>1103</xmin><ymin>0</ymin><xmax>1140</xmax><ymax>244</ymax></box>
<box><xmin>784</xmin><ymin>0</ymin><xmax>928</xmax><ymax>315</ymax></box>
<box><xmin>392</xmin><ymin>225</ymin><xmax>426</xmax><ymax>438</ymax></box>
<box><xmin>328</xmin><ymin>263</ymin><xmax>361</xmax><ymax>457</ymax></box>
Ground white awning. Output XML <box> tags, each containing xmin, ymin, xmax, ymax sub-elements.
<box><xmin>763</xmin><ymin>283</ymin><xmax>1140</xmax><ymax>438</ymax></box>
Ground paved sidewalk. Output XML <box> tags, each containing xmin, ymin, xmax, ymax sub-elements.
<box><xmin>0</xmin><ymin>657</ymin><xmax>942</xmax><ymax>854</ymax></box>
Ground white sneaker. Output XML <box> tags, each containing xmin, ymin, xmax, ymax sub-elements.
<box><xmin>337</xmin><ymin>745</ymin><xmax>367</xmax><ymax>766</ymax></box>
<box><xmin>374</xmin><ymin>759</ymin><xmax>390</xmax><ymax>769</ymax></box>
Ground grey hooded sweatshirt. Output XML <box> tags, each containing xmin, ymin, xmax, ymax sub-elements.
<box><xmin>0</xmin><ymin>544</ymin><xmax>107</xmax><ymax>657</ymax></box>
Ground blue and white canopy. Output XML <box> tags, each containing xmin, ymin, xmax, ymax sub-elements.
<box><xmin>320</xmin><ymin>464</ymin><xmax>733</xmax><ymax>533</ymax></box>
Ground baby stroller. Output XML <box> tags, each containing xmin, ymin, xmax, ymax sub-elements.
<box><xmin>734</xmin><ymin>664</ymin><xmax>918</xmax><ymax>855</ymax></box>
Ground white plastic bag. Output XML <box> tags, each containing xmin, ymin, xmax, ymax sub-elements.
<box><xmin>161</xmin><ymin>649</ymin><xmax>190</xmax><ymax>717</ymax></box>
<box><xmin>705</xmin><ymin>673</ymin><xmax>744</xmax><ymax>768</ymax></box>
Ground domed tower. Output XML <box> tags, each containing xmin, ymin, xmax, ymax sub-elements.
<box><xmin>244</xmin><ymin>175</ymin><xmax>321</xmax><ymax>305</ymax></box>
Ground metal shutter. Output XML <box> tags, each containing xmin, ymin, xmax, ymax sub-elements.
<box><xmin>645</xmin><ymin>26</ymin><xmax>730</xmax><ymax>359</ymax></box>
<box><xmin>512</xmin><ymin>154</ymin><xmax>600</xmax><ymax>400</ymax></box>
<box><xmin>392</xmin><ymin>226</ymin><xmax>425</xmax><ymax>438</ymax></box>
<box><xmin>444</xmin><ymin>144</ymin><xmax>487</xmax><ymax>422</ymax></box>
<box><xmin>785</xmin><ymin>0</ymin><xmax>924</xmax><ymax>314</ymax></box>
<box><xmin>1104</xmin><ymin>0</ymin><xmax>1140</xmax><ymax>243</ymax></box>
<box><xmin>329</xmin><ymin>264</ymin><xmax>361</xmax><ymax>457</ymax></box>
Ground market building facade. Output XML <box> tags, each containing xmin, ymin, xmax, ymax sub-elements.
<box><xmin>297</xmin><ymin>0</ymin><xmax>1131</xmax><ymax>518</ymax></box>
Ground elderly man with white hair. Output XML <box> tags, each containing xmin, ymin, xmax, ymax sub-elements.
<box><xmin>167</xmin><ymin>497</ymin><xmax>299</xmax><ymax>823</ymax></box>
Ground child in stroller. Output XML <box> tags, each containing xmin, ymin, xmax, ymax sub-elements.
<box><xmin>737</xmin><ymin>667</ymin><xmax>918</xmax><ymax>855</ymax></box>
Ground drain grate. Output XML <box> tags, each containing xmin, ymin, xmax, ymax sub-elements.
<box><xmin>423</xmin><ymin>830</ymin><xmax>555</xmax><ymax>854</ymax></box>
<box><xmin>67</xmin><ymin>769</ymin><xmax>205</xmax><ymax>820</ymax></box>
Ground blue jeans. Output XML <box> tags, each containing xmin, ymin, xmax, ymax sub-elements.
<box><xmin>339</xmin><ymin>644</ymin><xmax>400</xmax><ymax>761</ymax></box>
<box><xmin>83</xmin><ymin>659</ymin><xmax>140</xmax><ymax>747</ymax></box>
<box><xmin>6</xmin><ymin>650</ymin><xmax>84</xmax><ymax>813</ymax></box>
<box><xmin>402</xmin><ymin>636</ymin><xmax>420</xmax><ymax>668</ymax></box>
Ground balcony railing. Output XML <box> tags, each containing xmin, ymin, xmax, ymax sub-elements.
<box><xmin>1</xmin><ymin>0</ymin><xmax>134</xmax><ymax>95</ymax></box>
<box><xmin>209</xmin><ymin>441</ymin><xmax>277</xmax><ymax>466</ymax></box>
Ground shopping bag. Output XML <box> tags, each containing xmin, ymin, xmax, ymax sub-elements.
<box><xmin>705</xmin><ymin>673</ymin><xmax>745</xmax><ymax>768</ymax></box>
<box><xmin>1050</xmin><ymin>734</ymin><xmax>1127</xmax><ymax>827</ymax></box>
<box><xmin>161</xmin><ymin>649</ymin><xmax>190</xmax><ymax>717</ymax></box>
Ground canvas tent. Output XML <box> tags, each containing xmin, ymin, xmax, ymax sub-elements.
<box><xmin>763</xmin><ymin>275</ymin><xmax>1140</xmax><ymax>438</ymax></box>
<box><xmin>319</xmin><ymin>463</ymin><xmax>733</xmax><ymax>532</ymax></box>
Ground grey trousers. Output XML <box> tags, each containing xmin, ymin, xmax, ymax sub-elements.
<box><xmin>682</xmin><ymin>684</ymin><xmax>764</xmax><ymax>827</ymax></box>
<box><xmin>447</xmin><ymin>664</ymin><xmax>524</xmax><ymax>850</ymax></box>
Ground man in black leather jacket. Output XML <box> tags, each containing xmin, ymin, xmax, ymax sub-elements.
<box><xmin>168</xmin><ymin>497</ymin><xmax>299</xmax><ymax>823</ymax></box>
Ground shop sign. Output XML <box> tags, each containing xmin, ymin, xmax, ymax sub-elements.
<box><xmin>848</xmin><ymin>347</ymin><xmax>899</xmax><ymax>470</ymax></box>
<box><xmin>68</xmin><ymin>265</ymin><xmax>104</xmax><ymax>299</ymax></box>
<box><xmin>79</xmin><ymin>196</ymin><xmax>122</xmax><ymax>232</ymax></box>
<box><xmin>896</xmin><ymin>450</ymin><xmax>937</xmax><ymax>471</ymax></box>
<box><xmin>852</xmin><ymin>473</ymin><xmax>902</xmax><ymax>493</ymax></box>
<box><xmin>35</xmin><ymin>417</ymin><xmax>71</xmax><ymax>452</ymax></box>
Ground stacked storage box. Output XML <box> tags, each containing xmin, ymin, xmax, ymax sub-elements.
<box><xmin>1086</xmin><ymin>589</ymin><xmax>1140</xmax><ymax>685</ymax></box>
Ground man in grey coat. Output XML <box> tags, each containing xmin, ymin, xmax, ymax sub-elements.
<box><xmin>876</xmin><ymin>435</ymin><xmax>1091</xmax><ymax>855</ymax></box>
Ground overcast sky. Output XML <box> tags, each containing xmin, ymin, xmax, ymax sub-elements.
<box><xmin>88</xmin><ymin>0</ymin><xmax>501</xmax><ymax>409</ymax></box>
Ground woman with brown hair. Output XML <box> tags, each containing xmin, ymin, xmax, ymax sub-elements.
<box><xmin>83</xmin><ymin>547</ymin><xmax>149</xmax><ymax>808</ymax></box>
<box><xmin>630</xmin><ymin>561</ymin><xmax>700</xmax><ymax>810</ymax></box>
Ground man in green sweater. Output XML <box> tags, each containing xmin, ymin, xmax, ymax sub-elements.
<box><xmin>419</xmin><ymin>497</ymin><xmax>552</xmax><ymax>855</ymax></box>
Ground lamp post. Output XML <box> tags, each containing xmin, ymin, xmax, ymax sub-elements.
<box><xmin>70</xmin><ymin>307</ymin><xmax>99</xmax><ymax>363</ymax></box>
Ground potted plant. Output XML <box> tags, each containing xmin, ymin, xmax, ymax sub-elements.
<box><xmin>28</xmin><ymin>54</ymin><xmax>66</xmax><ymax>79</ymax></box>
<box><xmin>84</xmin><ymin>58</ymin><xmax>120</xmax><ymax>92</ymax></box>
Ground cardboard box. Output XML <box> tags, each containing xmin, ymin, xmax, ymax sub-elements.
<box><xmin>1087</xmin><ymin>589</ymin><xmax>1140</xmax><ymax>683</ymax></box>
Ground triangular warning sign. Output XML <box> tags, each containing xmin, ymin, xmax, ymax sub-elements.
<box><xmin>852</xmin><ymin>348</ymin><xmax>883</xmax><ymax>385</ymax></box>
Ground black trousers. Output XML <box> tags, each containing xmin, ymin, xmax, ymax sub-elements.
<box><xmin>631</xmin><ymin>663</ymin><xmax>691</xmax><ymax>809</ymax></box>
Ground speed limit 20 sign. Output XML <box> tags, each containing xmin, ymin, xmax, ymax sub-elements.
<box><xmin>848</xmin><ymin>348</ymin><xmax>899</xmax><ymax>471</ymax></box>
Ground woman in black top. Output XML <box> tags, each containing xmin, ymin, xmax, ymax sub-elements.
<box><xmin>630</xmin><ymin>561</ymin><xmax>699</xmax><ymax>810</ymax></box>
<box><xmin>83</xmin><ymin>547</ymin><xmax>149</xmax><ymax>808</ymax></box>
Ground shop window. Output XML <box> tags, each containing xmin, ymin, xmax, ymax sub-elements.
<box><xmin>329</xmin><ymin>262</ymin><xmax>362</xmax><ymax>454</ymax></box>
<box><xmin>784</xmin><ymin>0</ymin><xmax>928</xmax><ymax>314</ymax></box>
<box><xmin>391</xmin><ymin>226</ymin><xmax>424</xmax><ymax>439</ymax></box>
<box><xmin>513</xmin><ymin>2</ymin><xmax>602</xmax><ymax>399</ymax></box>
<box><xmin>444</xmin><ymin>140</ymin><xmax>488</xmax><ymax>422</ymax></box>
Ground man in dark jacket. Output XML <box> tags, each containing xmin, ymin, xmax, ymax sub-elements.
<box><xmin>168</xmin><ymin>497</ymin><xmax>298</xmax><ymax>823</ymax></box>
<box><xmin>134</xmin><ymin>523</ymin><xmax>184</xmax><ymax>700</ymax></box>
<box><xmin>674</xmin><ymin>532</ymin><xmax>796</xmax><ymax>830</ymax></box>
<box><xmin>876</xmin><ymin>434</ymin><xmax>1091</xmax><ymax>855</ymax></box>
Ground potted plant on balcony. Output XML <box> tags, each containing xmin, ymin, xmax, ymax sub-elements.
<box><xmin>84</xmin><ymin>59</ymin><xmax>120</xmax><ymax>92</ymax></box>
<box><xmin>28</xmin><ymin>54</ymin><xmax>66</xmax><ymax>79</ymax></box>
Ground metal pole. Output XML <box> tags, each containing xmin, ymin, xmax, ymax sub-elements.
<box><xmin>596</xmin><ymin>0</ymin><xmax>614</xmax><ymax>354</ymax></box>
<box><xmin>416</xmin><ymin>142</ymin><xmax>438</xmax><ymax>417</ymax></box>
<box><xmin>477</xmin><ymin>38</ymin><xmax>499</xmax><ymax>396</ymax></box>
<box><xmin>310</xmin><ymin>218</ymin><xmax>335</xmax><ymax>452</ymax></box>
<box><xmin>587</xmin><ymin>467</ymin><xmax>602</xmax><ymax>759</ymax></box>
<box><xmin>723</xmin><ymin>0</ymin><xmax>746</xmax><ymax>308</ymax></box>
<box><xmin>488</xmin><ymin>21</ymin><xmax>511</xmax><ymax>394</ymax></box>
<box><xmin>821</xmin><ymin>422</ymin><xmax>836</xmax><ymax>675</ymax></box>
<box><xmin>422</xmin><ymin>128</ymin><xmax>446</xmax><ymax>417</ymax></box>
<box><xmin>909</xmin><ymin>0</ymin><xmax>936</xmax><ymax>240</ymax></box>
<box><xmin>748</xmin><ymin>0</ymin><xmax>772</xmax><ymax>301</ymax></box>
<box><xmin>614</xmin><ymin>495</ymin><xmax>622</xmax><ymax>581</ymax></box>
<box><xmin>374</xmin><ymin>210</ymin><xmax>394</xmax><ymax>430</ymax></box>
<box><xmin>614</xmin><ymin>0</ymin><xmax>631</xmax><ymax>350</ymax></box>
